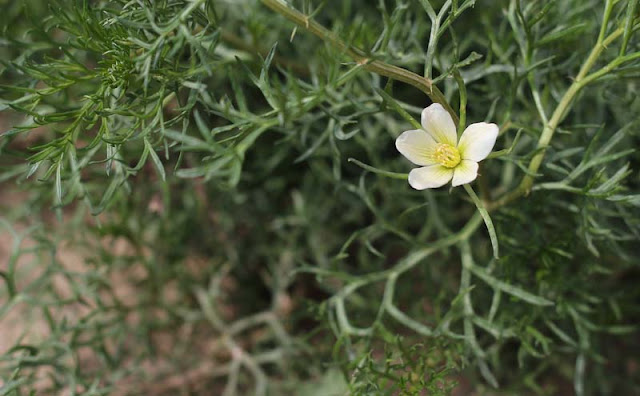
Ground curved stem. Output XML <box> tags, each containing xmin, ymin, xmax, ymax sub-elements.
<box><xmin>489</xmin><ymin>26</ymin><xmax>624</xmax><ymax>210</ymax></box>
<box><xmin>260</xmin><ymin>0</ymin><xmax>459</xmax><ymax>124</ymax></box>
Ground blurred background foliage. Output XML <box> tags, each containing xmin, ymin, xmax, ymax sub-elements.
<box><xmin>0</xmin><ymin>0</ymin><xmax>639</xmax><ymax>395</ymax></box>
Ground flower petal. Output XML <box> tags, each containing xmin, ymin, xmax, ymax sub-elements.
<box><xmin>451</xmin><ymin>160</ymin><xmax>479</xmax><ymax>187</ymax></box>
<box><xmin>457</xmin><ymin>122</ymin><xmax>499</xmax><ymax>162</ymax></box>
<box><xmin>421</xmin><ymin>103</ymin><xmax>457</xmax><ymax>146</ymax></box>
<box><xmin>408</xmin><ymin>165</ymin><xmax>454</xmax><ymax>190</ymax></box>
<box><xmin>395</xmin><ymin>129</ymin><xmax>439</xmax><ymax>166</ymax></box>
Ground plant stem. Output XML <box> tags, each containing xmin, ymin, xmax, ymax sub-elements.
<box><xmin>259</xmin><ymin>0</ymin><xmax>459</xmax><ymax>124</ymax></box>
<box><xmin>489</xmin><ymin>27</ymin><xmax>624</xmax><ymax>210</ymax></box>
<box><xmin>453</xmin><ymin>70</ymin><xmax>467</xmax><ymax>137</ymax></box>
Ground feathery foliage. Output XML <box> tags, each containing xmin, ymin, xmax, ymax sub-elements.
<box><xmin>1</xmin><ymin>0</ymin><xmax>639</xmax><ymax>394</ymax></box>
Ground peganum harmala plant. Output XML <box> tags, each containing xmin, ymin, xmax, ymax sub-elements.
<box><xmin>0</xmin><ymin>0</ymin><xmax>639</xmax><ymax>395</ymax></box>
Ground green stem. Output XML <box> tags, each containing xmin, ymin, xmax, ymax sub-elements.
<box><xmin>347</xmin><ymin>158</ymin><xmax>409</xmax><ymax>180</ymax></box>
<box><xmin>597</xmin><ymin>0</ymin><xmax>615</xmax><ymax>44</ymax></box>
<box><xmin>260</xmin><ymin>0</ymin><xmax>458</xmax><ymax>124</ymax></box>
<box><xmin>453</xmin><ymin>70</ymin><xmax>467</xmax><ymax>137</ymax></box>
<box><xmin>333</xmin><ymin>213</ymin><xmax>483</xmax><ymax>299</ymax></box>
<box><xmin>489</xmin><ymin>26</ymin><xmax>624</xmax><ymax>210</ymax></box>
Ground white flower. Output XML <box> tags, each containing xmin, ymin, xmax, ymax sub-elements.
<box><xmin>395</xmin><ymin>103</ymin><xmax>499</xmax><ymax>190</ymax></box>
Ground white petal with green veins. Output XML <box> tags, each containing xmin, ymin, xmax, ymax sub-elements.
<box><xmin>408</xmin><ymin>165</ymin><xmax>454</xmax><ymax>190</ymax></box>
<box><xmin>458</xmin><ymin>122</ymin><xmax>499</xmax><ymax>162</ymax></box>
<box><xmin>421</xmin><ymin>103</ymin><xmax>457</xmax><ymax>146</ymax></box>
<box><xmin>395</xmin><ymin>129</ymin><xmax>439</xmax><ymax>166</ymax></box>
<box><xmin>451</xmin><ymin>160</ymin><xmax>479</xmax><ymax>187</ymax></box>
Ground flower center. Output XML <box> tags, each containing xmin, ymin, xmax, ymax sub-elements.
<box><xmin>434</xmin><ymin>143</ymin><xmax>461</xmax><ymax>168</ymax></box>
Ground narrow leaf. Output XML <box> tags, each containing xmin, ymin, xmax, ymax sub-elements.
<box><xmin>464</xmin><ymin>184</ymin><xmax>499</xmax><ymax>259</ymax></box>
<box><xmin>348</xmin><ymin>158</ymin><xmax>408</xmax><ymax>180</ymax></box>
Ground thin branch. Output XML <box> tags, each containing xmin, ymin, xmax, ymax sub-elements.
<box><xmin>259</xmin><ymin>0</ymin><xmax>459</xmax><ymax>124</ymax></box>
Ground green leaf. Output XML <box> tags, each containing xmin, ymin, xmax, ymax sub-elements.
<box><xmin>465</xmin><ymin>262</ymin><xmax>554</xmax><ymax>306</ymax></box>
<box><xmin>145</xmin><ymin>138</ymin><xmax>166</xmax><ymax>181</ymax></box>
<box><xmin>464</xmin><ymin>184</ymin><xmax>499</xmax><ymax>259</ymax></box>
<box><xmin>347</xmin><ymin>158</ymin><xmax>408</xmax><ymax>180</ymax></box>
<box><xmin>537</xmin><ymin>23</ymin><xmax>588</xmax><ymax>46</ymax></box>
<box><xmin>375</xmin><ymin>88</ymin><xmax>422</xmax><ymax>130</ymax></box>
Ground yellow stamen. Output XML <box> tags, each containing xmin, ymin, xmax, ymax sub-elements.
<box><xmin>434</xmin><ymin>143</ymin><xmax>461</xmax><ymax>168</ymax></box>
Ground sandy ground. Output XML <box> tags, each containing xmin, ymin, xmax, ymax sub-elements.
<box><xmin>0</xmin><ymin>189</ymin><xmax>94</xmax><ymax>394</ymax></box>
<box><xmin>0</xmin><ymin>189</ymin><xmax>41</xmax><ymax>355</ymax></box>
<box><xmin>0</xmin><ymin>184</ymin><xmax>226</xmax><ymax>394</ymax></box>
